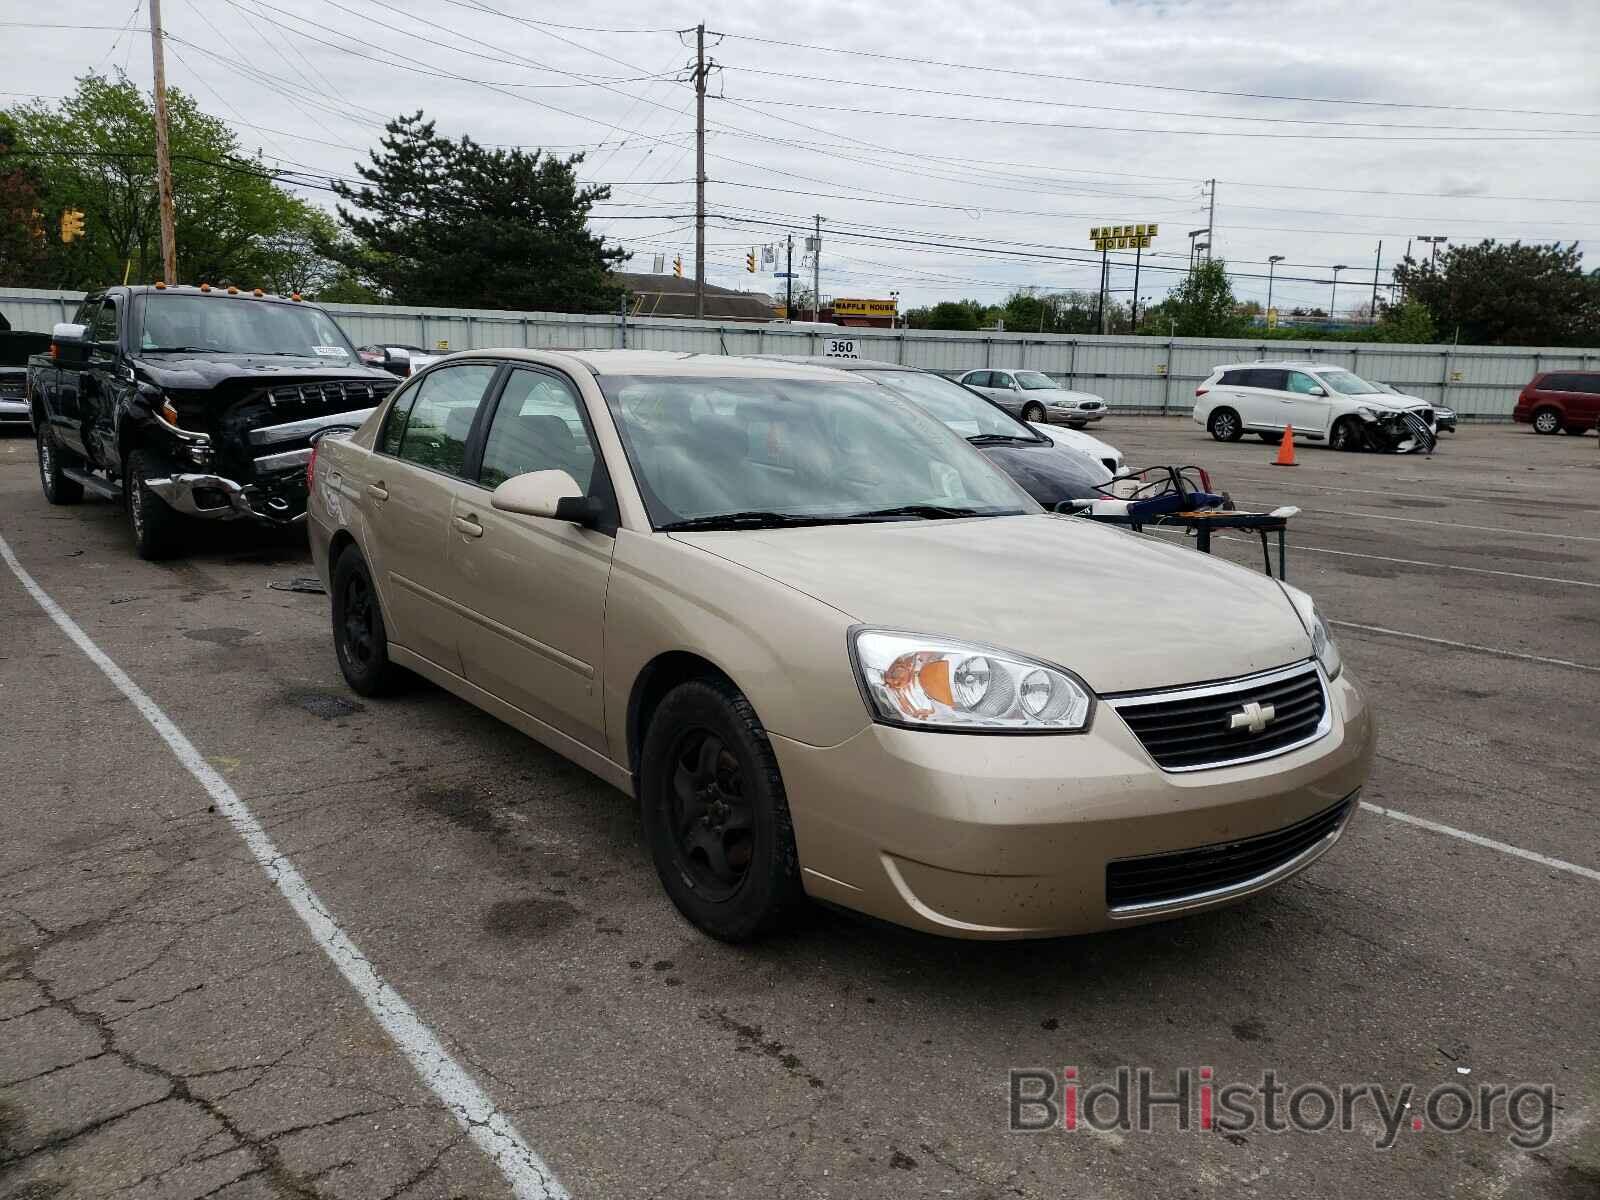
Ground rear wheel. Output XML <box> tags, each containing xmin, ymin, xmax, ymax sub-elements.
<box><xmin>1562</xmin><ymin>425</ymin><xmax>1587</xmax><ymax>436</ymax></box>
<box><xmin>125</xmin><ymin>449</ymin><xmax>185</xmax><ymax>560</ymax></box>
<box><xmin>1021</xmin><ymin>402</ymin><xmax>1046</xmax><ymax>423</ymax></box>
<box><xmin>1329</xmin><ymin>417</ymin><xmax>1364</xmax><ymax>452</ymax></box>
<box><xmin>1531</xmin><ymin>407</ymin><xmax>1561</xmax><ymax>434</ymax></box>
<box><xmin>640</xmin><ymin>678</ymin><xmax>804</xmax><ymax>942</ymax></box>
<box><xmin>37</xmin><ymin>424</ymin><xmax>83</xmax><ymax>505</ymax></box>
<box><xmin>1207</xmin><ymin>408</ymin><xmax>1242</xmax><ymax>442</ymax></box>
<box><xmin>332</xmin><ymin>549</ymin><xmax>405</xmax><ymax>696</ymax></box>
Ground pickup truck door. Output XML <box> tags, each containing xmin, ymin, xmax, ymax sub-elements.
<box><xmin>79</xmin><ymin>296</ymin><xmax>124</xmax><ymax>465</ymax></box>
<box><xmin>45</xmin><ymin>296</ymin><xmax>101</xmax><ymax>456</ymax></box>
<box><xmin>358</xmin><ymin>362</ymin><xmax>500</xmax><ymax>677</ymax></box>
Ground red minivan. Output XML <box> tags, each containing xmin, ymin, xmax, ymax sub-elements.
<box><xmin>1513</xmin><ymin>371</ymin><xmax>1600</xmax><ymax>435</ymax></box>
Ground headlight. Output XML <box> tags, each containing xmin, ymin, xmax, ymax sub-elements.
<box><xmin>1282</xmin><ymin>586</ymin><xmax>1342</xmax><ymax>680</ymax></box>
<box><xmin>850</xmin><ymin>629</ymin><xmax>1093</xmax><ymax>732</ymax></box>
<box><xmin>1356</xmin><ymin>405</ymin><xmax>1377</xmax><ymax>419</ymax></box>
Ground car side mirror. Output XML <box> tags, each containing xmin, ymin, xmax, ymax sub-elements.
<box><xmin>1309</xmin><ymin>386</ymin><xmax>1327</xmax><ymax>397</ymax></box>
<box><xmin>50</xmin><ymin>323</ymin><xmax>89</xmax><ymax>365</ymax></box>
<box><xmin>491</xmin><ymin>469</ymin><xmax>595</xmax><ymax>525</ymax></box>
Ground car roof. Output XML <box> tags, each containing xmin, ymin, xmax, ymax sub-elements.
<box><xmin>1212</xmin><ymin>360</ymin><xmax>1339</xmax><ymax>372</ymax></box>
<box><xmin>754</xmin><ymin>355</ymin><xmax>925</xmax><ymax>372</ymax></box>
<box><xmin>423</xmin><ymin>348</ymin><xmax>864</xmax><ymax>381</ymax></box>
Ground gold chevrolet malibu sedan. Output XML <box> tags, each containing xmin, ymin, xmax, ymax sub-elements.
<box><xmin>307</xmin><ymin>350</ymin><xmax>1374</xmax><ymax>942</ymax></box>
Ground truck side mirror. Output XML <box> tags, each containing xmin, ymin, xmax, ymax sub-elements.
<box><xmin>50</xmin><ymin>323</ymin><xmax>89</xmax><ymax>365</ymax></box>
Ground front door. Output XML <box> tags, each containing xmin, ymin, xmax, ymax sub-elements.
<box><xmin>446</xmin><ymin>366</ymin><xmax>617</xmax><ymax>750</ymax></box>
<box><xmin>1282</xmin><ymin>369</ymin><xmax>1331</xmax><ymax>434</ymax></box>
<box><xmin>359</xmin><ymin>361</ymin><xmax>500</xmax><ymax>676</ymax></box>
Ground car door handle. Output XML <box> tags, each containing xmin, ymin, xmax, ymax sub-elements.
<box><xmin>367</xmin><ymin>482</ymin><xmax>389</xmax><ymax>501</ymax></box>
<box><xmin>453</xmin><ymin>514</ymin><xmax>484</xmax><ymax>539</ymax></box>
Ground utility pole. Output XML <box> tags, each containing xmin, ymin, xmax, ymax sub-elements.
<box><xmin>1131</xmin><ymin>241</ymin><xmax>1143</xmax><ymax>331</ymax></box>
<box><xmin>148</xmin><ymin>0</ymin><xmax>178</xmax><ymax>284</ymax></box>
<box><xmin>693</xmin><ymin>23</ymin><xmax>707</xmax><ymax>319</ymax></box>
<box><xmin>1370</xmin><ymin>240</ymin><xmax>1382</xmax><ymax>323</ymax></box>
<box><xmin>1205</xmin><ymin>179</ymin><xmax>1216</xmax><ymax>260</ymax></box>
<box><xmin>785</xmin><ymin>233</ymin><xmax>793</xmax><ymax>318</ymax></box>
<box><xmin>1095</xmin><ymin>246</ymin><xmax>1108</xmax><ymax>335</ymax></box>
<box><xmin>811</xmin><ymin>214</ymin><xmax>822</xmax><ymax>321</ymax></box>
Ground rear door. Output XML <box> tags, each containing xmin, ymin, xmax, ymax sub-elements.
<box><xmin>1236</xmin><ymin>368</ymin><xmax>1289</xmax><ymax>430</ymax></box>
<box><xmin>446</xmin><ymin>365</ymin><xmax>618</xmax><ymax>750</ymax></box>
<box><xmin>359</xmin><ymin>361</ymin><xmax>500</xmax><ymax>676</ymax></box>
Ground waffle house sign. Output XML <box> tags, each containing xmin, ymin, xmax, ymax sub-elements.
<box><xmin>1090</xmin><ymin>224</ymin><xmax>1158</xmax><ymax>251</ymax></box>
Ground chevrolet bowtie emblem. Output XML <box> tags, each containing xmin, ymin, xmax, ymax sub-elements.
<box><xmin>1229</xmin><ymin>701</ymin><xmax>1276</xmax><ymax>735</ymax></box>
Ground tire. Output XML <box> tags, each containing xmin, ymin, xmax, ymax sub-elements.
<box><xmin>1021</xmin><ymin>403</ymin><xmax>1046</xmax><ymax>423</ymax></box>
<box><xmin>1207</xmin><ymin>408</ymin><xmax>1243</xmax><ymax>442</ymax></box>
<box><xmin>639</xmin><ymin>677</ymin><xmax>804</xmax><ymax>942</ymax></box>
<box><xmin>1257</xmin><ymin>431</ymin><xmax>1284</xmax><ymax>444</ymax></box>
<box><xmin>37</xmin><ymin>424</ymin><xmax>83</xmax><ymax>505</ymax></box>
<box><xmin>1531</xmin><ymin>408</ymin><xmax>1561</xmax><ymax>434</ymax></box>
<box><xmin>331</xmin><ymin>548</ymin><xmax>405</xmax><ymax>697</ymax></box>
<box><xmin>125</xmin><ymin>449</ymin><xmax>186</xmax><ymax>560</ymax></box>
<box><xmin>1329</xmin><ymin>417</ymin><xmax>1363</xmax><ymax>452</ymax></box>
<box><xmin>1562</xmin><ymin>425</ymin><xmax>1587</xmax><ymax>436</ymax></box>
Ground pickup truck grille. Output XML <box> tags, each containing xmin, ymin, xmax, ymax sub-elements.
<box><xmin>0</xmin><ymin>376</ymin><xmax>25</xmax><ymax>399</ymax></box>
<box><xmin>268</xmin><ymin>379</ymin><xmax>393</xmax><ymax>409</ymax></box>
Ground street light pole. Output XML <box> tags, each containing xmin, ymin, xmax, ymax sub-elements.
<box><xmin>1329</xmin><ymin>265</ymin><xmax>1347</xmax><ymax>322</ymax></box>
<box><xmin>1266</xmin><ymin>255</ymin><xmax>1284</xmax><ymax>319</ymax></box>
<box><xmin>1187</xmin><ymin>227</ymin><xmax>1209</xmax><ymax>273</ymax></box>
<box><xmin>1416</xmin><ymin>235</ymin><xmax>1447</xmax><ymax>267</ymax></box>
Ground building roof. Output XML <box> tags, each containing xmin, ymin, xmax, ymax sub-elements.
<box><xmin>615</xmin><ymin>273</ymin><xmax>777</xmax><ymax>322</ymax></box>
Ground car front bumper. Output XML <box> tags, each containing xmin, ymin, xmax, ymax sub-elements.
<box><xmin>0</xmin><ymin>398</ymin><xmax>30</xmax><ymax>425</ymax></box>
<box><xmin>1050</xmin><ymin>407</ymin><xmax>1105</xmax><ymax>424</ymax></box>
<box><xmin>145</xmin><ymin>471</ymin><xmax>308</xmax><ymax>523</ymax></box>
<box><xmin>773</xmin><ymin>668</ymin><xmax>1374</xmax><ymax>938</ymax></box>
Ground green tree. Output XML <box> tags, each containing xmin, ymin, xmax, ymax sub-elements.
<box><xmin>904</xmin><ymin>299</ymin><xmax>986</xmax><ymax>331</ymax></box>
<box><xmin>0</xmin><ymin>117</ymin><xmax>50</xmax><ymax>284</ymax></box>
<box><xmin>331</xmin><ymin>111</ymin><xmax>625</xmax><ymax>312</ymax></box>
<box><xmin>1148</xmin><ymin>259</ymin><xmax>1243</xmax><ymax>338</ymax></box>
<box><xmin>3</xmin><ymin>71</ymin><xmax>318</xmax><ymax>289</ymax></box>
<box><xmin>1371</xmin><ymin>298</ymin><xmax>1436</xmax><ymax>344</ymax></box>
<box><xmin>1392</xmin><ymin>240</ymin><xmax>1595</xmax><ymax>346</ymax></box>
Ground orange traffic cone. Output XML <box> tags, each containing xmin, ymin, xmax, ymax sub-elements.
<box><xmin>1273</xmin><ymin>426</ymin><xmax>1298</xmax><ymax>466</ymax></box>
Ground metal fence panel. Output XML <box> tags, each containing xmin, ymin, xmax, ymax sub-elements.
<box><xmin>3</xmin><ymin>288</ymin><xmax>1591</xmax><ymax>419</ymax></box>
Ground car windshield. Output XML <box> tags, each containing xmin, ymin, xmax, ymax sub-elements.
<box><xmin>599</xmin><ymin>374</ymin><xmax>1036</xmax><ymax>529</ymax></box>
<box><xmin>133</xmin><ymin>294</ymin><xmax>357</xmax><ymax>360</ymax></box>
<box><xmin>1318</xmin><ymin>369</ymin><xmax>1381</xmax><ymax>396</ymax></box>
<box><xmin>866</xmin><ymin>370</ymin><xmax>1041</xmax><ymax>441</ymax></box>
<box><xmin>1016</xmin><ymin>371</ymin><xmax>1059</xmax><ymax>390</ymax></box>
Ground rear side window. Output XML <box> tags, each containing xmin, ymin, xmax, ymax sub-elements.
<box><xmin>965</xmin><ymin>371</ymin><xmax>991</xmax><ymax>387</ymax></box>
<box><xmin>1243</xmin><ymin>368</ymin><xmax>1289</xmax><ymax>390</ymax></box>
<box><xmin>378</xmin><ymin>380</ymin><xmax>421</xmax><ymax>456</ymax></box>
<box><xmin>394</xmin><ymin>364</ymin><xmax>498</xmax><ymax>477</ymax></box>
<box><xmin>1538</xmin><ymin>373</ymin><xmax>1600</xmax><ymax>394</ymax></box>
<box><xmin>1218</xmin><ymin>369</ymin><xmax>1245</xmax><ymax>386</ymax></box>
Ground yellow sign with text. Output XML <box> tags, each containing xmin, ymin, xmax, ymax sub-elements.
<box><xmin>1089</xmin><ymin>223</ymin><xmax>1158</xmax><ymax>252</ymax></box>
<box><xmin>832</xmin><ymin>297</ymin><xmax>898</xmax><ymax>317</ymax></box>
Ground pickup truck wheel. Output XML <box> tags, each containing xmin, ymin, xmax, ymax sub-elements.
<box><xmin>125</xmin><ymin>450</ymin><xmax>185</xmax><ymax>561</ymax></box>
<box><xmin>37</xmin><ymin>426</ymin><xmax>84</xmax><ymax>505</ymax></box>
<box><xmin>331</xmin><ymin>549</ymin><xmax>405</xmax><ymax>697</ymax></box>
<box><xmin>640</xmin><ymin>678</ymin><xmax>804</xmax><ymax>942</ymax></box>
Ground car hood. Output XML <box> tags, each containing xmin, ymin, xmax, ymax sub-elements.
<box><xmin>1035</xmin><ymin>389</ymin><xmax>1105</xmax><ymax>405</ymax></box>
<box><xmin>976</xmin><ymin>440</ymin><xmax>1111</xmax><ymax>505</ymax></box>
<box><xmin>673</xmin><ymin>514</ymin><xmax>1311</xmax><ymax>693</ymax></box>
<box><xmin>1353</xmin><ymin>391</ymin><xmax>1429</xmax><ymax>412</ymax></box>
<box><xmin>1029</xmin><ymin>422</ymin><xmax>1121</xmax><ymax>462</ymax></box>
<box><xmin>131</xmin><ymin>353</ymin><xmax>394</xmax><ymax>390</ymax></box>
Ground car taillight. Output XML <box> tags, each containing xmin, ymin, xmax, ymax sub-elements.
<box><xmin>1195</xmin><ymin>386</ymin><xmax>1209</xmax><ymax>397</ymax></box>
<box><xmin>306</xmin><ymin>442</ymin><xmax>318</xmax><ymax>491</ymax></box>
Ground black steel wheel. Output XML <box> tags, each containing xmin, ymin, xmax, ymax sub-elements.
<box><xmin>332</xmin><ymin>548</ymin><xmax>404</xmax><ymax>696</ymax></box>
<box><xmin>640</xmin><ymin>678</ymin><xmax>803</xmax><ymax>941</ymax></box>
<box><xmin>125</xmin><ymin>449</ymin><xmax>185</xmax><ymax>560</ymax></box>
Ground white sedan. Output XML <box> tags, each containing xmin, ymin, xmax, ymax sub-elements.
<box><xmin>1028</xmin><ymin>422</ymin><xmax>1125</xmax><ymax>476</ymax></box>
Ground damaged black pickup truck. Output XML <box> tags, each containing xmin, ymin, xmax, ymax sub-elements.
<box><xmin>29</xmin><ymin>284</ymin><xmax>397</xmax><ymax>558</ymax></box>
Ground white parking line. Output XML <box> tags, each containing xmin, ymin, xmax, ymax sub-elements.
<box><xmin>1360</xmin><ymin>802</ymin><xmax>1600</xmax><ymax>884</ymax></box>
<box><xmin>1234</xmin><ymin>500</ymin><xmax>1600</xmax><ymax>544</ymax></box>
<box><xmin>0</xmin><ymin>534</ymin><xmax>568</xmax><ymax>1200</ymax></box>
<box><xmin>1221</xmin><ymin>474</ymin><xmax>1579</xmax><ymax>506</ymax></box>
<box><xmin>1330</xmin><ymin>620</ymin><xmax>1600</xmax><ymax>675</ymax></box>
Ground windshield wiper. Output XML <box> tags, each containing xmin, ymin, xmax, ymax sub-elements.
<box><xmin>141</xmin><ymin>346</ymin><xmax>218</xmax><ymax>354</ymax></box>
<box><xmin>966</xmin><ymin>433</ymin><xmax>1040</xmax><ymax>446</ymax></box>
<box><xmin>659</xmin><ymin>510</ymin><xmax>870</xmax><ymax>532</ymax></box>
<box><xmin>845</xmin><ymin>504</ymin><xmax>996</xmax><ymax>520</ymax></box>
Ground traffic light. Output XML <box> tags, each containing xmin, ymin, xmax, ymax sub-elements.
<box><xmin>59</xmin><ymin>209</ymin><xmax>85</xmax><ymax>243</ymax></box>
<box><xmin>673</xmin><ymin>254</ymin><xmax>683</xmax><ymax>278</ymax></box>
<box><xmin>746</xmin><ymin>249</ymin><xmax>756</xmax><ymax>273</ymax></box>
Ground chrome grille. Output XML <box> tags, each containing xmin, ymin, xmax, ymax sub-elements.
<box><xmin>1107</xmin><ymin>661</ymin><xmax>1330</xmax><ymax>772</ymax></box>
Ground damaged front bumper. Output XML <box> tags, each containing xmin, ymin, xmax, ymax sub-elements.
<box><xmin>145</xmin><ymin>469</ymin><xmax>307</xmax><ymax>523</ymax></box>
<box><xmin>1360</xmin><ymin>409</ymin><xmax>1437</xmax><ymax>454</ymax></box>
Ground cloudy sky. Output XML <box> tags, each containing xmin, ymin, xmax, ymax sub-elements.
<box><xmin>10</xmin><ymin>0</ymin><xmax>1600</xmax><ymax>314</ymax></box>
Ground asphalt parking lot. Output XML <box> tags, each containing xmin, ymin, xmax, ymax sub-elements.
<box><xmin>1</xmin><ymin>419</ymin><xmax>1596</xmax><ymax>1200</ymax></box>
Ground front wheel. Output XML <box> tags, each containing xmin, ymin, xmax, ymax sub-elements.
<box><xmin>125</xmin><ymin>450</ymin><xmax>185</xmax><ymax>560</ymax></box>
<box><xmin>332</xmin><ymin>549</ymin><xmax>406</xmax><ymax>697</ymax></box>
<box><xmin>1207</xmin><ymin>408</ymin><xmax>1243</xmax><ymax>442</ymax></box>
<box><xmin>1021</xmin><ymin>403</ymin><xmax>1046</xmax><ymax>423</ymax></box>
<box><xmin>1531</xmin><ymin>408</ymin><xmax>1561</xmax><ymax>434</ymax></box>
<box><xmin>1562</xmin><ymin>425</ymin><xmax>1587</xmax><ymax>436</ymax></box>
<box><xmin>640</xmin><ymin>678</ymin><xmax>804</xmax><ymax>942</ymax></box>
<box><xmin>1329</xmin><ymin>417</ymin><xmax>1364</xmax><ymax>452</ymax></box>
<box><xmin>37</xmin><ymin>424</ymin><xmax>84</xmax><ymax>505</ymax></box>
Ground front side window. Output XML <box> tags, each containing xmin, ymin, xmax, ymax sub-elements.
<box><xmin>395</xmin><ymin>363</ymin><xmax>497</xmax><ymax>477</ymax></box>
<box><xmin>1317</xmin><ymin>369</ymin><xmax>1380</xmax><ymax>396</ymax></box>
<box><xmin>479</xmin><ymin>368</ymin><xmax>597</xmax><ymax>492</ymax></box>
<box><xmin>1016</xmin><ymin>371</ymin><xmax>1057</xmax><ymax>390</ymax></box>
<box><xmin>870</xmin><ymin>370</ymin><xmax>1040</xmax><ymax>440</ymax></box>
<box><xmin>1575</xmin><ymin>374</ymin><xmax>1600</xmax><ymax>395</ymax></box>
<box><xmin>1286</xmin><ymin>371</ymin><xmax>1324</xmax><ymax>395</ymax></box>
<box><xmin>89</xmin><ymin>300</ymin><xmax>119</xmax><ymax>345</ymax></box>
<box><xmin>599</xmin><ymin>374</ymin><xmax>1034</xmax><ymax>528</ymax></box>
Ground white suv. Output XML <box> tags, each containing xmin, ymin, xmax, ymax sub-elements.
<box><xmin>958</xmin><ymin>369</ymin><xmax>1107</xmax><ymax>427</ymax></box>
<box><xmin>1193</xmin><ymin>361</ymin><xmax>1436</xmax><ymax>452</ymax></box>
